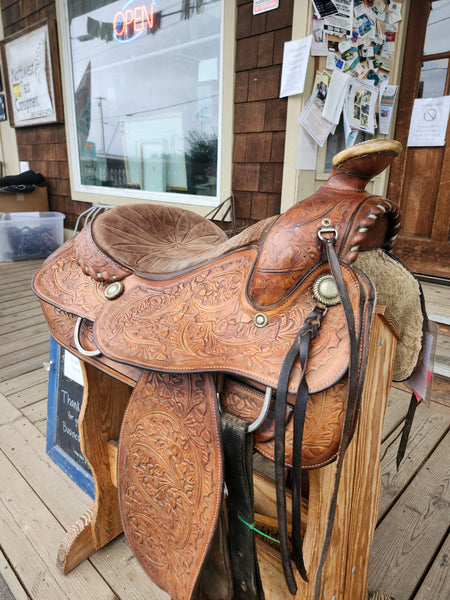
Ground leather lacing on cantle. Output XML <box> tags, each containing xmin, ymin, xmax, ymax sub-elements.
<box><xmin>342</xmin><ymin>197</ymin><xmax>402</xmax><ymax>265</ymax></box>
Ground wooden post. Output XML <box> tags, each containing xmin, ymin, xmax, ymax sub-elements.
<box><xmin>57</xmin><ymin>363</ymin><xmax>131</xmax><ymax>573</ymax></box>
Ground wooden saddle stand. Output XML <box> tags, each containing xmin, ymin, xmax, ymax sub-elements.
<box><xmin>33</xmin><ymin>140</ymin><xmax>427</xmax><ymax>600</ymax></box>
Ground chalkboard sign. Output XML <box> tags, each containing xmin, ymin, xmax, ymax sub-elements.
<box><xmin>46</xmin><ymin>336</ymin><xmax>94</xmax><ymax>498</ymax></box>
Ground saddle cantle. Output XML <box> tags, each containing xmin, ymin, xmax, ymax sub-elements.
<box><xmin>32</xmin><ymin>139</ymin><xmax>426</xmax><ymax>599</ymax></box>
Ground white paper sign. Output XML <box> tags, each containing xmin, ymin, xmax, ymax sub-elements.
<box><xmin>322</xmin><ymin>69</ymin><xmax>351</xmax><ymax>124</ymax></box>
<box><xmin>280</xmin><ymin>36</ymin><xmax>312</xmax><ymax>98</ymax></box>
<box><xmin>298</xmin><ymin>90</ymin><xmax>334</xmax><ymax>147</ymax></box>
<box><xmin>64</xmin><ymin>350</ymin><xmax>84</xmax><ymax>387</ymax></box>
<box><xmin>346</xmin><ymin>79</ymin><xmax>378</xmax><ymax>133</ymax></box>
<box><xmin>379</xmin><ymin>84</ymin><xmax>398</xmax><ymax>134</ymax></box>
<box><xmin>407</xmin><ymin>96</ymin><xmax>450</xmax><ymax>147</ymax></box>
<box><xmin>324</xmin><ymin>0</ymin><xmax>354</xmax><ymax>37</ymax></box>
<box><xmin>296</xmin><ymin>123</ymin><xmax>318</xmax><ymax>170</ymax></box>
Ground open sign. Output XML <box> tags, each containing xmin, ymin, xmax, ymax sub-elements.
<box><xmin>113</xmin><ymin>1</ymin><xmax>157</xmax><ymax>42</ymax></box>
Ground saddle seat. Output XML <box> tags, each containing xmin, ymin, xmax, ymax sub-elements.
<box><xmin>75</xmin><ymin>203</ymin><xmax>277</xmax><ymax>283</ymax></box>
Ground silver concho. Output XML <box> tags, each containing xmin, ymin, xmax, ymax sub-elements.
<box><xmin>254</xmin><ymin>312</ymin><xmax>268</xmax><ymax>328</ymax></box>
<box><xmin>105</xmin><ymin>281</ymin><xmax>124</xmax><ymax>300</ymax></box>
<box><xmin>313</xmin><ymin>274</ymin><xmax>340</xmax><ymax>306</ymax></box>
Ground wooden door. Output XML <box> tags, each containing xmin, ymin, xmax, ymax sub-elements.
<box><xmin>388</xmin><ymin>0</ymin><xmax>450</xmax><ymax>279</ymax></box>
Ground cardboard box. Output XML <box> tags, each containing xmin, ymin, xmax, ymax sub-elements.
<box><xmin>0</xmin><ymin>186</ymin><xmax>49</xmax><ymax>213</ymax></box>
<box><xmin>0</xmin><ymin>211</ymin><xmax>65</xmax><ymax>261</ymax></box>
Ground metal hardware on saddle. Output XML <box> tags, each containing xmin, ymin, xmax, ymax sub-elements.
<box><xmin>247</xmin><ymin>386</ymin><xmax>272</xmax><ymax>433</ymax></box>
<box><xmin>73</xmin><ymin>317</ymin><xmax>101</xmax><ymax>357</ymax></box>
<box><xmin>104</xmin><ymin>281</ymin><xmax>124</xmax><ymax>300</ymax></box>
<box><xmin>253</xmin><ymin>312</ymin><xmax>268</xmax><ymax>328</ymax></box>
<box><xmin>313</xmin><ymin>274</ymin><xmax>340</xmax><ymax>307</ymax></box>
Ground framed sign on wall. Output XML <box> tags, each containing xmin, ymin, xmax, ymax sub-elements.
<box><xmin>1</xmin><ymin>19</ymin><xmax>63</xmax><ymax>127</ymax></box>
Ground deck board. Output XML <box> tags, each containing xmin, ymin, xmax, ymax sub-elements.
<box><xmin>368</xmin><ymin>433</ymin><xmax>449</xmax><ymax>599</ymax></box>
<box><xmin>414</xmin><ymin>533</ymin><xmax>450</xmax><ymax>600</ymax></box>
<box><xmin>0</xmin><ymin>450</ymin><xmax>117</xmax><ymax>600</ymax></box>
<box><xmin>1</xmin><ymin>258</ymin><xmax>449</xmax><ymax>600</ymax></box>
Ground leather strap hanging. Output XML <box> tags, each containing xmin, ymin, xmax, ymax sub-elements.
<box><xmin>274</xmin><ymin>225</ymin><xmax>364</xmax><ymax>597</ymax></box>
<box><xmin>222</xmin><ymin>413</ymin><xmax>266</xmax><ymax>600</ymax></box>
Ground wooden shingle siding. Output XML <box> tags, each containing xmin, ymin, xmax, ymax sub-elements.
<box><xmin>233</xmin><ymin>0</ymin><xmax>293</xmax><ymax>228</ymax></box>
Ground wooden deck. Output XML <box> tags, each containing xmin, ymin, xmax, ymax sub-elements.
<box><xmin>0</xmin><ymin>259</ymin><xmax>448</xmax><ymax>600</ymax></box>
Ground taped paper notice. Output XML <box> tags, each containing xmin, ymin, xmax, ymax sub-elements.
<box><xmin>322</xmin><ymin>68</ymin><xmax>351</xmax><ymax>124</ymax></box>
<box><xmin>324</xmin><ymin>0</ymin><xmax>354</xmax><ymax>37</ymax></box>
<box><xmin>298</xmin><ymin>89</ymin><xmax>334</xmax><ymax>147</ymax></box>
<box><xmin>407</xmin><ymin>96</ymin><xmax>450</xmax><ymax>147</ymax></box>
<box><xmin>280</xmin><ymin>36</ymin><xmax>313</xmax><ymax>98</ymax></box>
<box><xmin>253</xmin><ymin>0</ymin><xmax>279</xmax><ymax>15</ymax></box>
<box><xmin>347</xmin><ymin>79</ymin><xmax>378</xmax><ymax>133</ymax></box>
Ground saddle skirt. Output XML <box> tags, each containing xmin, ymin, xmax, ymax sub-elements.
<box><xmin>32</xmin><ymin>139</ymin><xmax>426</xmax><ymax>599</ymax></box>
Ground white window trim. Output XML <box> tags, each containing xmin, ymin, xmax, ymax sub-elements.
<box><xmin>56</xmin><ymin>0</ymin><xmax>235</xmax><ymax>215</ymax></box>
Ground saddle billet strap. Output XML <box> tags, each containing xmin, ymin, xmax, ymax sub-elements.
<box><xmin>396</xmin><ymin>391</ymin><xmax>419</xmax><ymax>469</ymax></box>
<box><xmin>222</xmin><ymin>413</ymin><xmax>265</xmax><ymax>600</ymax></box>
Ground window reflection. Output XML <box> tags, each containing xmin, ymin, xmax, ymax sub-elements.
<box><xmin>424</xmin><ymin>0</ymin><xmax>450</xmax><ymax>55</ymax></box>
<box><xmin>418</xmin><ymin>58</ymin><xmax>449</xmax><ymax>98</ymax></box>
<box><xmin>68</xmin><ymin>0</ymin><xmax>221</xmax><ymax>199</ymax></box>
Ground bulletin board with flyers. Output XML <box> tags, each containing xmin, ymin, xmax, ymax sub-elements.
<box><xmin>300</xmin><ymin>0</ymin><xmax>404</xmax><ymax>150</ymax></box>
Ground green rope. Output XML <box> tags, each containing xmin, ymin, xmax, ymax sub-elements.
<box><xmin>238</xmin><ymin>516</ymin><xmax>280</xmax><ymax>545</ymax></box>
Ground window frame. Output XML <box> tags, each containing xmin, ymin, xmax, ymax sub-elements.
<box><xmin>56</xmin><ymin>0</ymin><xmax>234</xmax><ymax>213</ymax></box>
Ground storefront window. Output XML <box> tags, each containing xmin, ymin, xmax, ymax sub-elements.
<box><xmin>61</xmin><ymin>0</ymin><xmax>222</xmax><ymax>204</ymax></box>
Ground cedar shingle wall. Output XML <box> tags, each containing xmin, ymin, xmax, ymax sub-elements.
<box><xmin>1</xmin><ymin>0</ymin><xmax>292</xmax><ymax>228</ymax></box>
<box><xmin>1</xmin><ymin>0</ymin><xmax>92</xmax><ymax>228</ymax></box>
<box><xmin>233</xmin><ymin>0</ymin><xmax>293</xmax><ymax>227</ymax></box>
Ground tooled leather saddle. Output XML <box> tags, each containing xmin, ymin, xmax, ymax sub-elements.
<box><xmin>33</xmin><ymin>140</ymin><xmax>426</xmax><ymax>600</ymax></box>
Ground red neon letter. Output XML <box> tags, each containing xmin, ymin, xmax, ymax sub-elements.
<box><xmin>113</xmin><ymin>11</ymin><xmax>125</xmax><ymax>36</ymax></box>
<box><xmin>124</xmin><ymin>9</ymin><xmax>134</xmax><ymax>35</ymax></box>
<box><xmin>134</xmin><ymin>6</ymin><xmax>144</xmax><ymax>31</ymax></box>
<box><xmin>143</xmin><ymin>4</ymin><xmax>154</xmax><ymax>29</ymax></box>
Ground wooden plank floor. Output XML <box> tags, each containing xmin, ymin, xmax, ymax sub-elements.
<box><xmin>0</xmin><ymin>259</ymin><xmax>449</xmax><ymax>600</ymax></box>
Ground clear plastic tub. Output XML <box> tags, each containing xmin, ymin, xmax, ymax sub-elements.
<box><xmin>0</xmin><ymin>211</ymin><xmax>65</xmax><ymax>261</ymax></box>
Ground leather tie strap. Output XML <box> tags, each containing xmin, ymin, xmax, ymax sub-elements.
<box><xmin>274</xmin><ymin>307</ymin><xmax>326</xmax><ymax>594</ymax></box>
<box><xmin>222</xmin><ymin>413</ymin><xmax>265</xmax><ymax>600</ymax></box>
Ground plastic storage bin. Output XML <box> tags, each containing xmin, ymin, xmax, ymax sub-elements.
<box><xmin>0</xmin><ymin>211</ymin><xmax>65</xmax><ymax>261</ymax></box>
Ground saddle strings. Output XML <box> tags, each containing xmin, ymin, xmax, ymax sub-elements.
<box><xmin>274</xmin><ymin>229</ymin><xmax>360</xmax><ymax>598</ymax></box>
<box><xmin>274</xmin><ymin>306</ymin><xmax>326</xmax><ymax>593</ymax></box>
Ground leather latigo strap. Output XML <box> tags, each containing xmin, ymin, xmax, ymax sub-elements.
<box><xmin>118</xmin><ymin>371</ymin><xmax>223</xmax><ymax>600</ymax></box>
